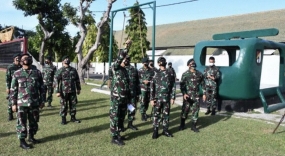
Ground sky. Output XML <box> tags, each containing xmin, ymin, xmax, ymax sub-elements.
<box><xmin>1</xmin><ymin>0</ymin><xmax>285</xmax><ymax>37</ymax></box>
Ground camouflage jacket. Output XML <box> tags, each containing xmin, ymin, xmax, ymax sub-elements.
<box><xmin>138</xmin><ymin>66</ymin><xmax>153</xmax><ymax>91</ymax></box>
<box><xmin>203</xmin><ymin>65</ymin><xmax>220</xmax><ymax>88</ymax></box>
<box><xmin>54</xmin><ymin>66</ymin><xmax>81</xmax><ymax>94</ymax></box>
<box><xmin>6</xmin><ymin>63</ymin><xmax>21</xmax><ymax>89</ymax></box>
<box><xmin>42</xmin><ymin>64</ymin><xmax>57</xmax><ymax>86</ymax></box>
<box><xmin>10</xmin><ymin>68</ymin><xmax>46</xmax><ymax>106</ymax></box>
<box><xmin>125</xmin><ymin>65</ymin><xmax>141</xmax><ymax>98</ymax></box>
<box><xmin>167</xmin><ymin>67</ymin><xmax>176</xmax><ymax>84</ymax></box>
<box><xmin>108</xmin><ymin>61</ymin><xmax>130</xmax><ymax>99</ymax></box>
<box><xmin>180</xmin><ymin>69</ymin><xmax>205</xmax><ymax>99</ymax></box>
<box><xmin>150</xmin><ymin>69</ymin><xmax>176</xmax><ymax>102</ymax></box>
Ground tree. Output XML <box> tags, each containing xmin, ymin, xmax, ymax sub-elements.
<box><xmin>13</xmin><ymin>0</ymin><xmax>68</xmax><ymax>66</ymax></box>
<box><xmin>63</xmin><ymin>0</ymin><xmax>117</xmax><ymax>84</ymax></box>
<box><xmin>125</xmin><ymin>1</ymin><xmax>150</xmax><ymax>67</ymax></box>
<box><xmin>94</xmin><ymin>18</ymin><xmax>118</xmax><ymax>80</ymax></box>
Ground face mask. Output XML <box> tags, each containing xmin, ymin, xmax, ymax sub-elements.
<box><xmin>168</xmin><ymin>65</ymin><xmax>172</xmax><ymax>68</ymax></box>
<box><xmin>144</xmin><ymin>63</ymin><xmax>148</xmax><ymax>67</ymax></box>
<box><xmin>124</xmin><ymin>60</ymin><xmax>130</xmax><ymax>66</ymax></box>
<box><xmin>22</xmin><ymin>57</ymin><xmax>33</xmax><ymax>66</ymax></box>
<box><xmin>209</xmin><ymin>63</ymin><xmax>215</xmax><ymax>66</ymax></box>
<box><xmin>64</xmin><ymin>59</ymin><xmax>70</xmax><ymax>65</ymax></box>
<box><xmin>190</xmin><ymin>63</ymin><xmax>196</xmax><ymax>68</ymax></box>
<box><xmin>149</xmin><ymin>63</ymin><xmax>154</xmax><ymax>67</ymax></box>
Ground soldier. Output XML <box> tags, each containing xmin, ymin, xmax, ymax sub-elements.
<box><xmin>150</xmin><ymin>57</ymin><xmax>176</xmax><ymax>139</ymax></box>
<box><xmin>109</xmin><ymin>50</ymin><xmax>130</xmax><ymax>146</ymax></box>
<box><xmin>10</xmin><ymin>53</ymin><xmax>45</xmax><ymax>149</ymax></box>
<box><xmin>167</xmin><ymin>62</ymin><xmax>177</xmax><ymax>86</ymax></box>
<box><xmin>42</xmin><ymin>56</ymin><xmax>56</xmax><ymax>107</ymax></box>
<box><xmin>5</xmin><ymin>53</ymin><xmax>21</xmax><ymax>121</ymax></box>
<box><xmin>138</xmin><ymin>57</ymin><xmax>153</xmax><ymax>121</ymax></box>
<box><xmin>203</xmin><ymin>56</ymin><xmax>220</xmax><ymax>115</ymax></box>
<box><xmin>124</xmin><ymin>56</ymin><xmax>140</xmax><ymax>131</ymax></box>
<box><xmin>54</xmin><ymin>56</ymin><xmax>81</xmax><ymax>125</ymax></box>
<box><xmin>179</xmin><ymin>59</ymin><xmax>205</xmax><ymax>132</ymax></box>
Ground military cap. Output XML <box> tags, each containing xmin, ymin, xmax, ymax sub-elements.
<box><xmin>62</xmin><ymin>55</ymin><xmax>69</xmax><ymax>61</ymax></box>
<box><xmin>168</xmin><ymin>62</ymin><xmax>172</xmax><ymax>65</ymax></box>
<box><xmin>157</xmin><ymin>57</ymin><xmax>166</xmax><ymax>63</ymax></box>
<box><xmin>187</xmin><ymin>58</ymin><xmax>194</xmax><ymax>66</ymax></box>
<box><xmin>13</xmin><ymin>53</ymin><xmax>21</xmax><ymax>59</ymax></box>
<box><xmin>142</xmin><ymin>57</ymin><xmax>149</xmax><ymax>63</ymax></box>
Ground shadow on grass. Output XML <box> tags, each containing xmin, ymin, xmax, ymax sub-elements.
<box><xmin>0</xmin><ymin>132</ymin><xmax>15</xmax><ymax>138</ymax></box>
<box><xmin>80</xmin><ymin>113</ymin><xmax>109</xmax><ymax>121</ymax></box>
<box><xmin>42</xmin><ymin>123</ymin><xmax>110</xmax><ymax>143</ymax></box>
<box><xmin>198</xmin><ymin>113</ymin><xmax>232</xmax><ymax>130</ymax></box>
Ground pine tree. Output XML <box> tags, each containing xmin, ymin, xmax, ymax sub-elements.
<box><xmin>125</xmin><ymin>1</ymin><xmax>150</xmax><ymax>66</ymax></box>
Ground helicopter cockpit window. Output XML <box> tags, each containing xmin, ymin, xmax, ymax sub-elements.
<box><xmin>200</xmin><ymin>46</ymin><xmax>240</xmax><ymax>67</ymax></box>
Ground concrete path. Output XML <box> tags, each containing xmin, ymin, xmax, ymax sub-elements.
<box><xmin>88</xmin><ymin>82</ymin><xmax>285</xmax><ymax>127</ymax></box>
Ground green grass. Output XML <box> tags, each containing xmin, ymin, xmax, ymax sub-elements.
<box><xmin>1</xmin><ymin>71</ymin><xmax>285</xmax><ymax>155</ymax></box>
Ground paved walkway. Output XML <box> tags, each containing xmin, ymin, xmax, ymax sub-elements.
<box><xmin>88</xmin><ymin>82</ymin><xmax>285</xmax><ymax>126</ymax></box>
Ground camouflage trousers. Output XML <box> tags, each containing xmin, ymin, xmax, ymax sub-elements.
<box><xmin>181</xmin><ymin>97</ymin><xmax>200</xmax><ymax>122</ymax></box>
<box><xmin>16</xmin><ymin>106</ymin><xmax>39</xmax><ymax>139</ymax></box>
<box><xmin>110</xmin><ymin>96</ymin><xmax>127</xmax><ymax>137</ymax></box>
<box><xmin>59</xmin><ymin>92</ymin><xmax>78</xmax><ymax>117</ymax></box>
<box><xmin>205</xmin><ymin>87</ymin><xmax>217</xmax><ymax>110</ymax></box>
<box><xmin>140</xmin><ymin>90</ymin><xmax>150</xmax><ymax>114</ymax></box>
<box><xmin>44</xmin><ymin>84</ymin><xmax>54</xmax><ymax>103</ymax></box>
<box><xmin>126</xmin><ymin>97</ymin><xmax>137</xmax><ymax>122</ymax></box>
<box><xmin>7</xmin><ymin>97</ymin><xmax>13</xmax><ymax>114</ymax></box>
<box><xmin>153</xmin><ymin>101</ymin><xmax>171</xmax><ymax>129</ymax></box>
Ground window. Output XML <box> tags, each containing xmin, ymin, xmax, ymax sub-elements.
<box><xmin>200</xmin><ymin>46</ymin><xmax>240</xmax><ymax>66</ymax></box>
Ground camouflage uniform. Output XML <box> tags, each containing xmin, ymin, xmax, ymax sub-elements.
<box><xmin>109</xmin><ymin>50</ymin><xmax>130</xmax><ymax>145</ymax></box>
<box><xmin>150</xmin><ymin>57</ymin><xmax>176</xmax><ymax>138</ymax></box>
<box><xmin>138</xmin><ymin>66</ymin><xmax>153</xmax><ymax>119</ymax></box>
<box><xmin>167</xmin><ymin>66</ymin><xmax>176</xmax><ymax>84</ymax></box>
<box><xmin>125</xmin><ymin>65</ymin><xmax>140</xmax><ymax>123</ymax></box>
<box><xmin>180</xmin><ymin>69</ymin><xmax>205</xmax><ymax>122</ymax></box>
<box><xmin>42</xmin><ymin>64</ymin><xmax>56</xmax><ymax>106</ymax></box>
<box><xmin>54</xmin><ymin>64</ymin><xmax>81</xmax><ymax>120</ymax></box>
<box><xmin>10</xmin><ymin>67</ymin><xmax>46</xmax><ymax>139</ymax></box>
<box><xmin>203</xmin><ymin>65</ymin><xmax>220</xmax><ymax>112</ymax></box>
<box><xmin>6</xmin><ymin>62</ymin><xmax>21</xmax><ymax>118</ymax></box>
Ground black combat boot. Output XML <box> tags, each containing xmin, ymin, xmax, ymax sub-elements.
<box><xmin>111</xmin><ymin>136</ymin><xmax>125</xmax><ymax>146</ymax></box>
<box><xmin>141</xmin><ymin>114</ymin><xmax>147</xmax><ymax>121</ymax></box>
<box><xmin>118</xmin><ymin>120</ymin><xmax>125</xmax><ymax>132</ymax></box>
<box><xmin>118</xmin><ymin>133</ymin><xmax>126</xmax><ymax>140</ymax></box>
<box><xmin>205</xmin><ymin>107</ymin><xmax>211</xmax><ymax>115</ymax></box>
<box><xmin>61</xmin><ymin>116</ymin><xmax>67</xmax><ymax>125</ymax></box>
<box><xmin>8</xmin><ymin>113</ymin><xmax>13</xmax><ymax>121</ymax></box>
<box><xmin>20</xmin><ymin>139</ymin><xmax>31</xmax><ymax>149</ymax></box>
<box><xmin>162</xmin><ymin>127</ymin><xmax>173</xmax><ymax>137</ymax></box>
<box><xmin>191</xmin><ymin>121</ymin><xmax>199</xmax><ymax>132</ymax></box>
<box><xmin>178</xmin><ymin>118</ymin><xmax>186</xmax><ymax>131</ymax></box>
<box><xmin>28</xmin><ymin>132</ymin><xmax>41</xmax><ymax>144</ymax></box>
<box><xmin>127</xmin><ymin>121</ymin><xmax>138</xmax><ymax>130</ymax></box>
<box><xmin>211</xmin><ymin>108</ymin><xmax>216</xmax><ymax>116</ymax></box>
<box><xmin>70</xmin><ymin>115</ymin><xmax>81</xmax><ymax>123</ymax></box>
<box><xmin>152</xmin><ymin>127</ymin><xmax>159</xmax><ymax>139</ymax></box>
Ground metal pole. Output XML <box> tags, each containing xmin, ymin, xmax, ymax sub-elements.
<box><xmin>152</xmin><ymin>1</ymin><xmax>156</xmax><ymax>61</ymax></box>
<box><xmin>109</xmin><ymin>11</ymin><xmax>114</xmax><ymax>67</ymax></box>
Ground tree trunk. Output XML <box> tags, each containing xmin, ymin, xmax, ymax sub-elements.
<box><xmin>39</xmin><ymin>40</ymin><xmax>45</xmax><ymax>69</ymax></box>
<box><xmin>134</xmin><ymin>63</ymin><xmax>137</xmax><ymax>68</ymax></box>
<box><xmin>102</xmin><ymin>62</ymin><xmax>106</xmax><ymax>81</ymax></box>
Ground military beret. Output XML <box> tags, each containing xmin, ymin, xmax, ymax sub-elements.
<box><xmin>45</xmin><ymin>56</ymin><xmax>52</xmax><ymax>61</ymax></box>
<box><xmin>187</xmin><ymin>58</ymin><xmax>194</xmax><ymax>66</ymax></box>
<box><xmin>20</xmin><ymin>53</ymin><xmax>30</xmax><ymax>59</ymax></box>
<box><xmin>142</xmin><ymin>57</ymin><xmax>149</xmax><ymax>63</ymax></box>
<box><xmin>168</xmin><ymin>62</ymin><xmax>172</xmax><ymax>65</ymax></box>
<box><xmin>12</xmin><ymin>53</ymin><xmax>21</xmax><ymax>59</ymax></box>
<box><xmin>157</xmin><ymin>57</ymin><xmax>166</xmax><ymax>63</ymax></box>
<box><xmin>62</xmin><ymin>55</ymin><xmax>69</xmax><ymax>61</ymax></box>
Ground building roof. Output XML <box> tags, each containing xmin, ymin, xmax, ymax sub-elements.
<box><xmin>114</xmin><ymin>9</ymin><xmax>285</xmax><ymax>55</ymax></box>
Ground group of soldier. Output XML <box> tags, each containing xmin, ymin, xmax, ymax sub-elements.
<box><xmin>4</xmin><ymin>45</ymin><xmax>220</xmax><ymax>148</ymax></box>
<box><xmin>5</xmin><ymin>53</ymin><xmax>81</xmax><ymax>149</ymax></box>
<box><xmin>108</xmin><ymin>42</ymin><xmax>220</xmax><ymax>146</ymax></box>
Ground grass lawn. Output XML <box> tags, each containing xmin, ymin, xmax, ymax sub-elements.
<box><xmin>1</xmin><ymin>71</ymin><xmax>285</xmax><ymax>156</ymax></box>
